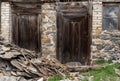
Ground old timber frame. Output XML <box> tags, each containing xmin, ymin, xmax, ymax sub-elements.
<box><xmin>56</xmin><ymin>2</ymin><xmax>92</xmax><ymax>65</ymax></box>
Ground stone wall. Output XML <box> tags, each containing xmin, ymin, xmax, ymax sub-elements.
<box><xmin>91</xmin><ymin>30</ymin><xmax>120</xmax><ymax>64</ymax></box>
<box><xmin>41</xmin><ymin>3</ymin><xmax>56</xmax><ymax>55</ymax></box>
<box><xmin>1</xmin><ymin>2</ymin><xmax>11</xmax><ymax>43</ymax></box>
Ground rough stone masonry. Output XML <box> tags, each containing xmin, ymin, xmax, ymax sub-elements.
<box><xmin>0</xmin><ymin>1</ymin><xmax>102</xmax><ymax>55</ymax></box>
<box><xmin>0</xmin><ymin>0</ymin><xmax>120</xmax><ymax>63</ymax></box>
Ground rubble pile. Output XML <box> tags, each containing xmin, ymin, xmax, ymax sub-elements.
<box><xmin>92</xmin><ymin>30</ymin><xmax>120</xmax><ymax>63</ymax></box>
<box><xmin>0</xmin><ymin>41</ymin><xmax>68</xmax><ymax>81</ymax></box>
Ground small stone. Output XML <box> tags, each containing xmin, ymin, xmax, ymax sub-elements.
<box><xmin>112</xmin><ymin>60</ymin><xmax>118</xmax><ymax>63</ymax></box>
<box><xmin>99</xmin><ymin>52</ymin><xmax>108</xmax><ymax>58</ymax></box>
<box><xmin>104</xmin><ymin>45</ymin><xmax>113</xmax><ymax>50</ymax></box>
<box><xmin>70</xmin><ymin>72</ymin><xmax>79</xmax><ymax>78</ymax></box>
<box><xmin>78</xmin><ymin>75</ymin><xmax>85</xmax><ymax>80</ymax></box>
<box><xmin>118</xmin><ymin>60</ymin><xmax>120</xmax><ymax>63</ymax></box>
<box><xmin>97</xmin><ymin>44</ymin><xmax>104</xmax><ymax>50</ymax></box>
<box><xmin>95</xmin><ymin>27</ymin><xmax>102</xmax><ymax>38</ymax></box>
<box><xmin>74</xmin><ymin>77</ymin><xmax>80</xmax><ymax>81</ymax></box>
<box><xmin>0</xmin><ymin>50</ymin><xmax>5</xmax><ymax>55</ymax></box>
<box><xmin>93</xmin><ymin>39</ymin><xmax>104</xmax><ymax>45</ymax></box>
<box><xmin>91</xmin><ymin>46</ymin><xmax>97</xmax><ymax>52</ymax></box>
<box><xmin>0</xmin><ymin>76</ymin><xmax>9</xmax><ymax>81</ymax></box>
<box><xmin>19</xmin><ymin>77</ymin><xmax>28</xmax><ymax>81</ymax></box>
<box><xmin>100</xmin><ymin>35</ymin><xmax>110</xmax><ymax>40</ymax></box>
<box><xmin>88</xmin><ymin>76</ymin><xmax>94</xmax><ymax>81</ymax></box>
<box><xmin>42</xmin><ymin>37</ymin><xmax>51</xmax><ymax>43</ymax></box>
<box><xmin>111</xmin><ymin>37</ymin><xmax>120</xmax><ymax>42</ymax></box>
<box><xmin>37</xmin><ymin>78</ymin><xmax>44</xmax><ymax>81</ymax></box>
<box><xmin>0</xmin><ymin>76</ymin><xmax>21</xmax><ymax>81</ymax></box>
<box><xmin>115</xmin><ymin>69</ymin><xmax>120</xmax><ymax>76</ymax></box>
<box><xmin>46</xmin><ymin>43</ymin><xmax>53</xmax><ymax>46</ymax></box>
<box><xmin>0</xmin><ymin>72</ymin><xmax>4</xmax><ymax>77</ymax></box>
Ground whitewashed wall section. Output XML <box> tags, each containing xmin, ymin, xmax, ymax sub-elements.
<box><xmin>1</xmin><ymin>2</ymin><xmax>11</xmax><ymax>43</ymax></box>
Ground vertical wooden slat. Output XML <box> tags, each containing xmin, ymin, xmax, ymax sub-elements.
<box><xmin>19</xmin><ymin>15</ymin><xmax>26</xmax><ymax>47</ymax></box>
<box><xmin>37</xmin><ymin>14</ymin><xmax>41</xmax><ymax>53</ymax></box>
<box><xmin>12</xmin><ymin>14</ymin><xmax>19</xmax><ymax>45</ymax></box>
<box><xmin>29</xmin><ymin>15</ymin><xmax>37</xmax><ymax>51</ymax></box>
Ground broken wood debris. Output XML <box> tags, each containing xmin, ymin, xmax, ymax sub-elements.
<box><xmin>0</xmin><ymin>41</ymin><xmax>68</xmax><ymax>80</ymax></box>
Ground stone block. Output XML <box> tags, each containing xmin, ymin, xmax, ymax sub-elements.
<box><xmin>42</xmin><ymin>10</ymin><xmax>56</xmax><ymax>23</ymax></box>
<box><xmin>91</xmin><ymin>46</ymin><xmax>98</xmax><ymax>52</ymax></box>
<box><xmin>42</xmin><ymin>13</ymin><xmax>56</xmax><ymax>23</ymax></box>
<box><xmin>42</xmin><ymin>37</ymin><xmax>51</xmax><ymax>44</ymax></box>
<box><xmin>42</xmin><ymin>3</ymin><xmax>55</xmax><ymax>10</ymax></box>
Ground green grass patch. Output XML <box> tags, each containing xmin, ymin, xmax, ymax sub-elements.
<box><xmin>82</xmin><ymin>63</ymin><xmax>120</xmax><ymax>81</ymax></box>
<box><xmin>96</xmin><ymin>59</ymin><xmax>113</xmax><ymax>65</ymax></box>
<box><xmin>48</xmin><ymin>75</ymin><xmax>62</xmax><ymax>81</ymax></box>
<box><xmin>65</xmin><ymin>74</ymin><xmax>70</xmax><ymax>79</ymax></box>
<box><xmin>48</xmin><ymin>63</ymin><xmax>120</xmax><ymax>81</ymax></box>
<box><xmin>83</xmin><ymin>77</ymin><xmax>88</xmax><ymax>81</ymax></box>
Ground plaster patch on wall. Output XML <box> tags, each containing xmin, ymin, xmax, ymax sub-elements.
<box><xmin>92</xmin><ymin>2</ymin><xmax>102</xmax><ymax>38</ymax></box>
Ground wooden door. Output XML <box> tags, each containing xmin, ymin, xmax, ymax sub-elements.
<box><xmin>11</xmin><ymin>3</ymin><xmax>41</xmax><ymax>52</ymax></box>
<box><xmin>56</xmin><ymin>2</ymin><xmax>92</xmax><ymax>65</ymax></box>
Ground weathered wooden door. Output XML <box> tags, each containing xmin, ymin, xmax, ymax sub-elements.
<box><xmin>11</xmin><ymin>3</ymin><xmax>41</xmax><ymax>52</ymax></box>
<box><xmin>56</xmin><ymin>2</ymin><xmax>92</xmax><ymax>65</ymax></box>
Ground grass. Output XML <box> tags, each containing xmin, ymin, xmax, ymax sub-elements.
<box><xmin>96</xmin><ymin>59</ymin><xmax>113</xmax><ymax>65</ymax></box>
<box><xmin>82</xmin><ymin>63</ymin><xmax>120</xmax><ymax>81</ymax></box>
<box><xmin>48</xmin><ymin>74</ymin><xmax>71</xmax><ymax>81</ymax></box>
<box><xmin>48</xmin><ymin>60</ymin><xmax>120</xmax><ymax>81</ymax></box>
<box><xmin>48</xmin><ymin>75</ymin><xmax>62</xmax><ymax>81</ymax></box>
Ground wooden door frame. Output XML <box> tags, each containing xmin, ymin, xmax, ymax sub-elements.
<box><xmin>56</xmin><ymin>2</ymin><xmax>92</xmax><ymax>65</ymax></box>
<box><xmin>11</xmin><ymin>2</ymin><xmax>42</xmax><ymax>53</ymax></box>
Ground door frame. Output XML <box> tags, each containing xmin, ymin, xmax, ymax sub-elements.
<box><xmin>10</xmin><ymin>2</ymin><xmax>42</xmax><ymax>53</ymax></box>
<box><xmin>56</xmin><ymin>2</ymin><xmax>92</xmax><ymax>65</ymax></box>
